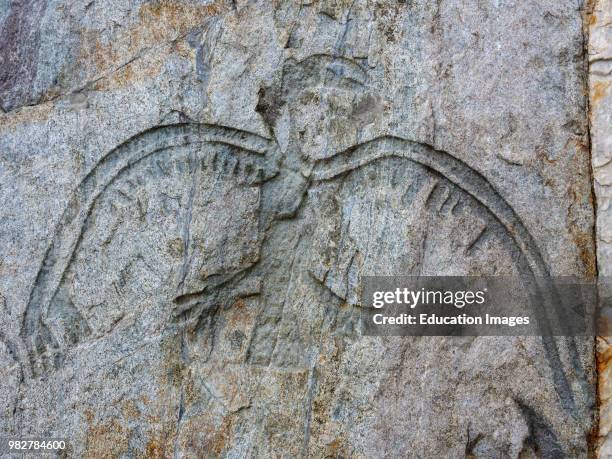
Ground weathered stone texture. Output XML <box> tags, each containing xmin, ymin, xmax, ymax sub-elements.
<box><xmin>0</xmin><ymin>1</ymin><xmax>598</xmax><ymax>457</ymax></box>
<box><xmin>591</xmin><ymin>0</ymin><xmax>612</xmax><ymax>456</ymax></box>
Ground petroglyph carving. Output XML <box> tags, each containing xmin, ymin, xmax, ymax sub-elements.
<box><xmin>21</xmin><ymin>56</ymin><xmax>588</xmax><ymax>447</ymax></box>
<box><xmin>1</xmin><ymin>1</ymin><xmax>598</xmax><ymax>454</ymax></box>
<box><xmin>20</xmin><ymin>53</ymin><xmax>587</xmax><ymax>432</ymax></box>
<box><xmin>22</xmin><ymin>124</ymin><xmax>280</xmax><ymax>376</ymax></box>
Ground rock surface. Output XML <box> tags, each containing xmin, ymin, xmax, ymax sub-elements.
<box><xmin>591</xmin><ymin>0</ymin><xmax>612</xmax><ymax>456</ymax></box>
<box><xmin>0</xmin><ymin>0</ymin><xmax>599</xmax><ymax>457</ymax></box>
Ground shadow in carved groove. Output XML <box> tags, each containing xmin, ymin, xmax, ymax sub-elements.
<box><xmin>22</xmin><ymin>123</ymin><xmax>586</xmax><ymax>421</ymax></box>
<box><xmin>22</xmin><ymin>123</ymin><xmax>280</xmax><ymax>376</ymax></box>
<box><xmin>311</xmin><ymin>136</ymin><xmax>588</xmax><ymax>418</ymax></box>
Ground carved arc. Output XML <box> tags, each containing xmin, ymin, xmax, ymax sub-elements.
<box><xmin>22</xmin><ymin>128</ymin><xmax>584</xmax><ymax>420</ymax></box>
<box><xmin>312</xmin><ymin>136</ymin><xmax>549</xmax><ymax>277</ymax></box>
<box><xmin>312</xmin><ymin>135</ymin><xmax>586</xmax><ymax>417</ymax></box>
<box><xmin>21</xmin><ymin>123</ymin><xmax>278</xmax><ymax>372</ymax></box>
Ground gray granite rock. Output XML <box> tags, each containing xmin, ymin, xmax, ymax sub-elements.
<box><xmin>0</xmin><ymin>0</ymin><xmax>598</xmax><ymax>457</ymax></box>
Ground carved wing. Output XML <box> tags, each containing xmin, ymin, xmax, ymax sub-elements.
<box><xmin>22</xmin><ymin>123</ymin><xmax>280</xmax><ymax>377</ymax></box>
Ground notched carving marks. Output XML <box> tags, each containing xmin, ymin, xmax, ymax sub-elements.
<box><xmin>310</xmin><ymin>136</ymin><xmax>587</xmax><ymax>418</ymax></box>
<box><xmin>311</xmin><ymin>136</ymin><xmax>550</xmax><ymax>277</ymax></box>
<box><xmin>20</xmin><ymin>121</ymin><xmax>585</xmax><ymax>429</ymax></box>
<box><xmin>22</xmin><ymin>123</ymin><xmax>279</xmax><ymax>377</ymax></box>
